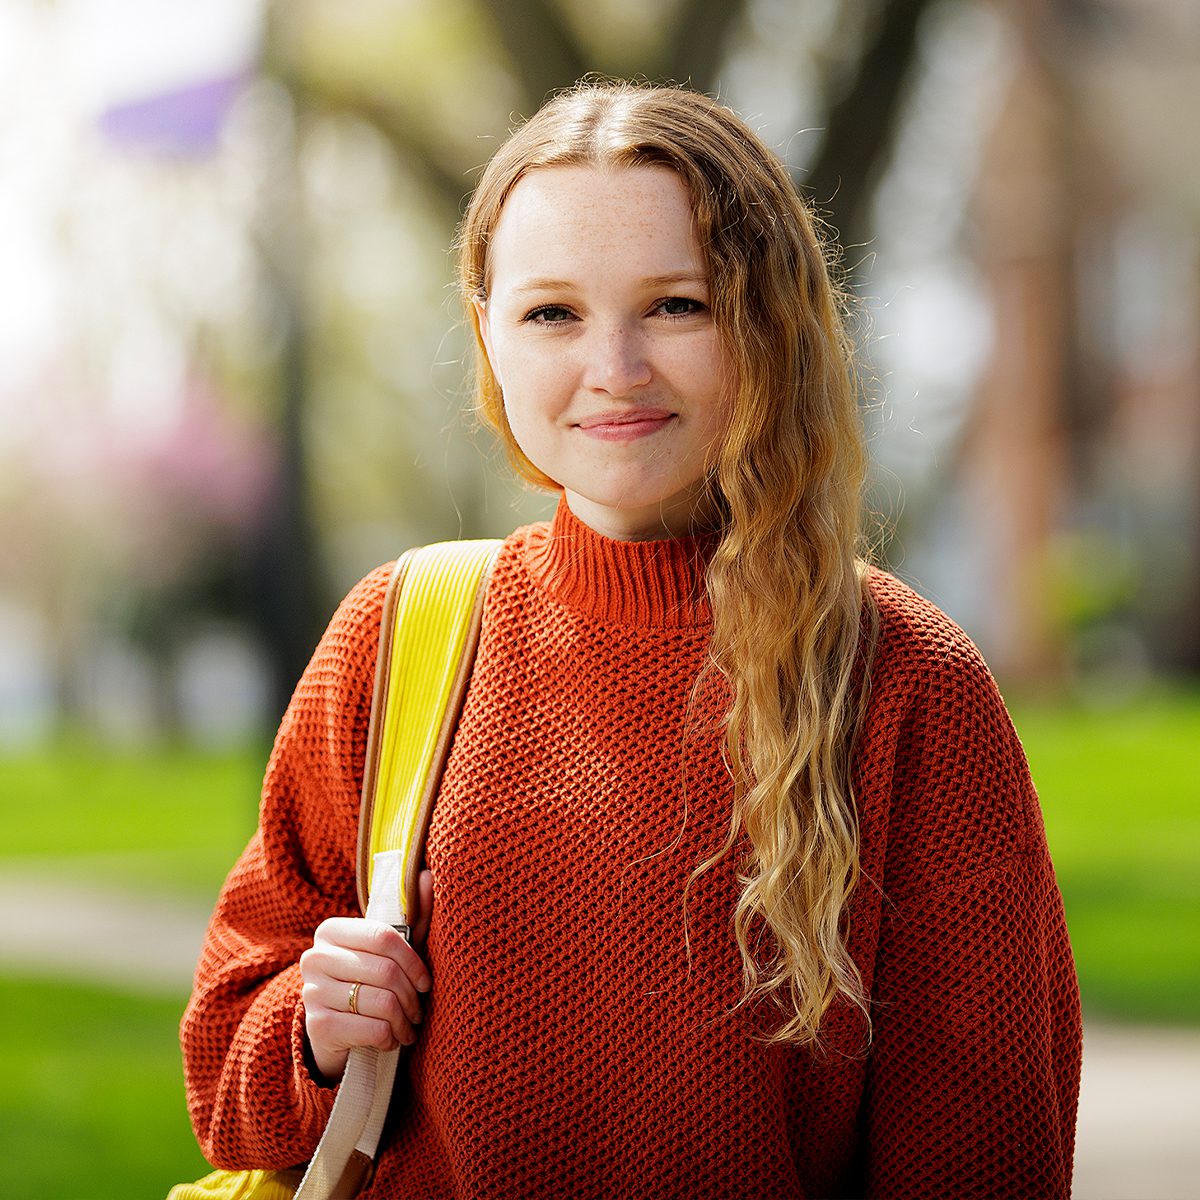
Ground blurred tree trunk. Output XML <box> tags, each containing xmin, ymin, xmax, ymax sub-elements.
<box><xmin>801</xmin><ymin>0</ymin><xmax>941</xmax><ymax>250</ymax></box>
<box><xmin>656</xmin><ymin>0</ymin><xmax>752</xmax><ymax>90</ymax></box>
<box><xmin>481</xmin><ymin>0</ymin><xmax>589</xmax><ymax>109</ymax></box>
<box><xmin>959</xmin><ymin>0</ymin><xmax>1078</xmax><ymax>686</ymax></box>
<box><xmin>253</xmin><ymin>285</ymin><xmax>325</xmax><ymax>720</ymax></box>
<box><xmin>253</xmin><ymin>54</ymin><xmax>327</xmax><ymax>718</ymax></box>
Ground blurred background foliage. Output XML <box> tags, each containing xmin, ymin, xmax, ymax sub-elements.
<box><xmin>4</xmin><ymin>0</ymin><xmax>1199</xmax><ymax>733</ymax></box>
<box><xmin>1</xmin><ymin>0</ymin><xmax>1198</xmax><ymax>1196</ymax></box>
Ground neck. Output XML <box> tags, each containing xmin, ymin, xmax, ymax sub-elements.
<box><xmin>563</xmin><ymin>487</ymin><xmax>720</xmax><ymax>542</ymax></box>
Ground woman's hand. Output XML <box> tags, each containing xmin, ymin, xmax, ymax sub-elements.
<box><xmin>300</xmin><ymin>869</ymin><xmax>434</xmax><ymax>1084</ymax></box>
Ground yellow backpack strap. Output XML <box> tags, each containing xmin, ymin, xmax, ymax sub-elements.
<box><xmin>292</xmin><ymin>540</ymin><xmax>501</xmax><ymax>1200</ymax></box>
<box><xmin>355</xmin><ymin>538</ymin><xmax>503</xmax><ymax>924</ymax></box>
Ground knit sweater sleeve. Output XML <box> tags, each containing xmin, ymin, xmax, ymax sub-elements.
<box><xmin>179</xmin><ymin>565</ymin><xmax>391</xmax><ymax>1170</ymax></box>
<box><xmin>859</xmin><ymin>582</ymin><xmax>1082</xmax><ymax>1198</ymax></box>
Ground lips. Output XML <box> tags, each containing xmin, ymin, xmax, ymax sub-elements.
<box><xmin>575</xmin><ymin>408</ymin><xmax>675</xmax><ymax>439</ymax></box>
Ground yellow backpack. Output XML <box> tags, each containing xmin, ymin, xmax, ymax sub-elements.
<box><xmin>169</xmin><ymin>539</ymin><xmax>502</xmax><ymax>1200</ymax></box>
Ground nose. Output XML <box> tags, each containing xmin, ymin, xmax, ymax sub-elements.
<box><xmin>580</xmin><ymin>322</ymin><xmax>652</xmax><ymax>395</ymax></box>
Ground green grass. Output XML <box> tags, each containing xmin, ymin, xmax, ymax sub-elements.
<box><xmin>1011</xmin><ymin>685</ymin><xmax>1200</xmax><ymax>1025</ymax></box>
<box><xmin>0</xmin><ymin>737</ymin><xmax>264</xmax><ymax>901</ymax></box>
<box><xmin>0</xmin><ymin>975</ymin><xmax>211</xmax><ymax>1200</ymax></box>
<box><xmin>0</xmin><ymin>742</ymin><xmax>273</xmax><ymax>1198</ymax></box>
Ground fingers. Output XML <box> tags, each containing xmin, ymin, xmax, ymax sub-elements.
<box><xmin>411</xmin><ymin>869</ymin><xmax>435</xmax><ymax>949</ymax></box>
<box><xmin>306</xmin><ymin>921</ymin><xmax>430</xmax><ymax>1014</ymax></box>
<box><xmin>306</xmin><ymin>975</ymin><xmax>420</xmax><ymax>1047</ymax></box>
<box><xmin>316</xmin><ymin>917</ymin><xmax>433</xmax><ymax>992</ymax></box>
<box><xmin>299</xmin><ymin>915</ymin><xmax>434</xmax><ymax>1083</ymax></box>
<box><xmin>301</xmin><ymin>982</ymin><xmax>405</xmax><ymax>1084</ymax></box>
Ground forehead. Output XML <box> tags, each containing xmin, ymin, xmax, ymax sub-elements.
<box><xmin>486</xmin><ymin>165</ymin><xmax>703</xmax><ymax>285</ymax></box>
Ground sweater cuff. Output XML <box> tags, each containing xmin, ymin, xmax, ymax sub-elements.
<box><xmin>278</xmin><ymin>965</ymin><xmax>338</xmax><ymax>1136</ymax></box>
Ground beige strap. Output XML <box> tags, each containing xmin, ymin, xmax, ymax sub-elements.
<box><xmin>293</xmin><ymin>880</ymin><xmax>404</xmax><ymax>1198</ymax></box>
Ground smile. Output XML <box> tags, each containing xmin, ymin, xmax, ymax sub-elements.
<box><xmin>574</xmin><ymin>410</ymin><xmax>676</xmax><ymax>441</ymax></box>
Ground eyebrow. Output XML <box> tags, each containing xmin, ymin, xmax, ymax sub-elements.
<box><xmin>510</xmin><ymin>270</ymin><xmax>710</xmax><ymax>295</ymax></box>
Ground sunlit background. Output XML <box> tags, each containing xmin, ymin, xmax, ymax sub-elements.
<box><xmin>2</xmin><ymin>1</ymin><xmax>1197</xmax><ymax>1196</ymax></box>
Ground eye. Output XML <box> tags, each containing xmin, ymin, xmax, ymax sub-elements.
<box><xmin>524</xmin><ymin>305</ymin><xmax>575</xmax><ymax>324</ymax></box>
<box><xmin>654</xmin><ymin>296</ymin><xmax>706</xmax><ymax>318</ymax></box>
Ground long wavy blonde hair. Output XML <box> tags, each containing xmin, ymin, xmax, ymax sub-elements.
<box><xmin>457</xmin><ymin>81</ymin><xmax>876</xmax><ymax>1046</ymax></box>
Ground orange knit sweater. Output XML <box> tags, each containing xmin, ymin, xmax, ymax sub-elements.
<box><xmin>181</xmin><ymin>500</ymin><xmax>1081</xmax><ymax>1198</ymax></box>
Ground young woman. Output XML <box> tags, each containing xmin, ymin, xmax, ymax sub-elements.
<box><xmin>181</xmin><ymin>82</ymin><xmax>1082</xmax><ymax>1198</ymax></box>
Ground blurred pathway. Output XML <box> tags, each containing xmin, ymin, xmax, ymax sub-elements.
<box><xmin>0</xmin><ymin>865</ymin><xmax>210</xmax><ymax>992</ymax></box>
<box><xmin>2</xmin><ymin>866</ymin><xmax>1198</xmax><ymax>1198</ymax></box>
<box><xmin>1074</xmin><ymin>1024</ymin><xmax>1200</xmax><ymax>1200</ymax></box>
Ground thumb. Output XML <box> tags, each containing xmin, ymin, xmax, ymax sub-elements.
<box><xmin>411</xmin><ymin>868</ymin><xmax>435</xmax><ymax>949</ymax></box>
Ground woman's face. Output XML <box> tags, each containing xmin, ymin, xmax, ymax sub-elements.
<box><xmin>474</xmin><ymin>164</ymin><xmax>731</xmax><ymax>540</ymax></box>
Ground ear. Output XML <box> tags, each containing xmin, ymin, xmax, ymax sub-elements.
<box><xmin>472</xmin><ymin>295</ymin><xmax>499</xmax><ymax>385</ymax></box>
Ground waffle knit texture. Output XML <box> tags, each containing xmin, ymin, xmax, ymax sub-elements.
<box><xmin>181</xmin><ymin>499</ymin><xmax>1082</xmax><ymax>1199</ymax></box>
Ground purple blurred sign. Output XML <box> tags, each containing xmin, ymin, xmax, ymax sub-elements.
<box><xmin>98</xmin><ymin>71</ymin><xmax>249</xmax><ymax>155</ymax></box>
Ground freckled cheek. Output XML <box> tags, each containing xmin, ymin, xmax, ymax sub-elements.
<box><xmin>667</xmin><ymin>364</ymin><xmax>732</xmax><ymax>424</ymax></box>
<box><xmin>501</xmin><ymin>376</ymin><xmax>569</xmax><ymax>452</ymax></box>
<box><xmin>501</xmin><ymin>367</ymin><xmax>579</xmax><ymax>431</ymax></box>
<box><xmin>661</xmin><ymin>337</ymin><xmax>730</xmax><ymax>390</ymax></box>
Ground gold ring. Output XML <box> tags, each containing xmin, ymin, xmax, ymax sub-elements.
<box><xmin>348</xmin><ymin>981</ymin><xmax>362</xmax><ymax>1016</ymax></box>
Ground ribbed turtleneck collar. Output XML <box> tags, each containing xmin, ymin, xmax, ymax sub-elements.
<box><xmin>522</xmin><ymin>499</ymin><xmax>716</xmax><ymax>628</ymax></box>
